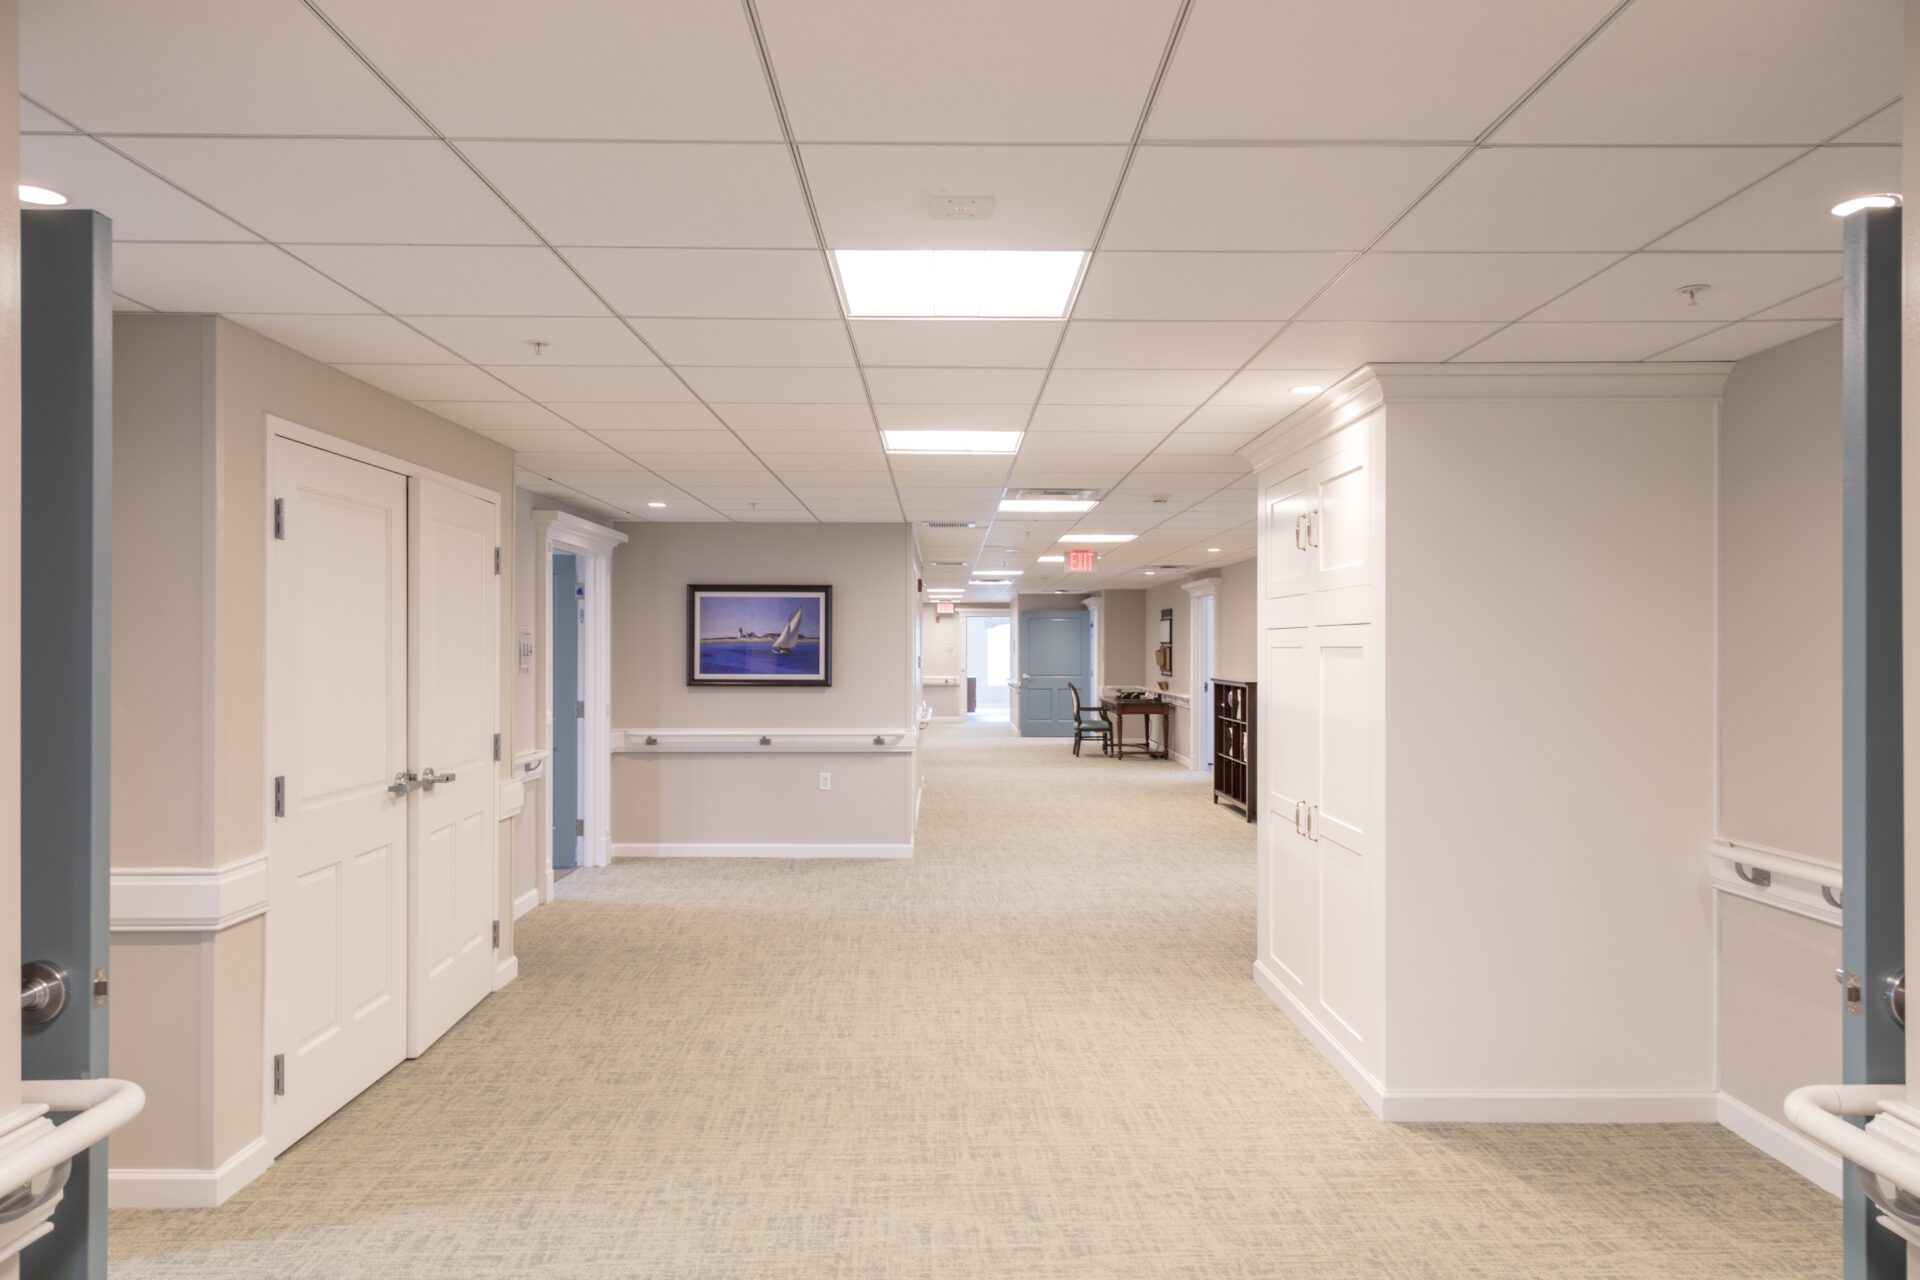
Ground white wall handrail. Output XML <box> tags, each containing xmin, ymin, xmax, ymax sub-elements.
<box><xmin>1711</xmin><ymin>841</ymin><xmax>1843</xmax><ymax>891</ymax></box>
<box><xmin>0</xmin><ymin>1078</ymin><xmax>144</xmax><ymax>1256</ymax></box>
<box><xmin>1784</xmin><ymin>1084</ymin><xmax>1920</xmax><ymax>1195</ymax></box>
<box><xmin>614</xmin><ymin>728</ymin><xmax>919</xmax><ymax>755</ymax></box>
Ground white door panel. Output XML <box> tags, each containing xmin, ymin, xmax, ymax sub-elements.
<box><xmin>1312</xmin><ymin>445</ymin><xmax>1370</xmax><ymax>593</ymax></box>
<box><xmin>269</xmin><ymin>439</ymin><xmax>408</xmax><ymax>1154</ymax></box>
<box><xmin>409</xmin><ymin>477</ymin><xmax>499</xmax><ymax>1057</ymax></box>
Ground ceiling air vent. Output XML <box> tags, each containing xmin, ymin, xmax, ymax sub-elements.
<box><xmin>1149</xmin><ymin>565</ymin><xmax>1195</xmax><ymax>572</ymax></box>
<box><xmin>922</xmin><ymin>521</ymin><xmax>978</xmax><ymax>529</ymax></box>
<box><xmin>1005</xmin><ymin>487</ymin><xmax>1098</xmax><ymax>502</ymax></box>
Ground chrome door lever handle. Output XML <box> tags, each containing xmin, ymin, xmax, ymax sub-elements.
<box><xmin>389</xmin><ymin>771</ymin><xmax>421</xmax><ymax>796</ymax></box>
<box><xmin>420</xmin><ymin>767</ymin><xmax>456</xmax><ymax>790</ymax></box>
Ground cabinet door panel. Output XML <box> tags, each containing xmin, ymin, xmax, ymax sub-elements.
<box><xmin>1263</xmin><ymin>629</ymin><xmax>1317</xmax><ymax>991</ymax></box>
<box><xmin>1312</xmin><ymin>445</ymin><xmax>1370</xmax><ymax>593</ymax></box>
<box><xmin>1263</xmin><ymin>464</ymin><xmax>1314</xmax><ymax>600</ymax></box>
<box><xmin>1319</xmin><ymin>841</ymin><xmax>1370</xmax><ymax>1052</ymax></box>
<box><xmin>1314</xmin><ymin>627</ymin><xmax>1370</xmax><ymax>859</ymax></box>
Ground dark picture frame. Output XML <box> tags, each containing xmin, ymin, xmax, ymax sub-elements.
<box><xmin>686</xmin><ymin>584</ymin><xmax>833</xmax><ymax>687</ymax></box>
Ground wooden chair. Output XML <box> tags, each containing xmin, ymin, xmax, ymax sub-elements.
<box><xmin>1068</xmin><ymin>682</ymin><xmax>1112</xmax><ymax>758</ymax></box>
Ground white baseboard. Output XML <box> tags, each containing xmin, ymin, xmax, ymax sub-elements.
<box><xmin>109</xmin><ymin>1134</ymin><xmax>271</xmax><ymax>1209</ymax></box>
<box><xmin>1253</xmin><ymin>960</ymin><xmax>1386</xmax><ymax>1117</ymax></box>
<box><xmin>512</xmin><ymin>888</ymin><xmax>540</xmax><ymax>920</ymax></box>
<box><xmin>1169</xmin><ymin>749</ymin><xmax>1192</xmax><ymax>768</ymax></box>
<box><xmin>1718</xmin><ymin>1091</ymin><xmax>1842</xmax><ymax>1195</ymax></box>
<box><xmin>494</xmin><ymin>954</ymin><xmax>519</xmax><ymax>991</ymax></box>
<box><xmin>613</xmin><ymin>842</ymin><xmax>913</xmax><ymax>860</ymax></box>
<box><xmin>1252</xmin><ymin>960</ymin><xmax>1715</xmax><ymax>1124</ymax></box>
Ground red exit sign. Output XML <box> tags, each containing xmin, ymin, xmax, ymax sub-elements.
<box><xmin>1067</xmin><ymin>548</ymin><xmax>1096</xmax><ymax>573</ymax></box>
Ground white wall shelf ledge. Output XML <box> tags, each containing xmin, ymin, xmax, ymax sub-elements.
<box><xmin>1708</xmin><ymin>840</ymin><xmax>1842</xmax><ymax>926</ymax></box>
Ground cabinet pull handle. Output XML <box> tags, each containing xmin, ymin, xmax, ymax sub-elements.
<box><xmin>1293</xmin><ymin>514</ymin><xmax>1306</xmax><ymax>551</ymax></box>
<box><xmin>1292</xmin><ymin>800</ymin><xmax>1304</xmax><ymax>835</ymax></box>
<box><xmin>1307</xmin><ymin>510</ymin><xmax>1320</xmax><ymax>549</ymax></box>
<box><xmin>1307</xmin><ymin>804</ymin><xmax>1319</xmax><ymax>842</ymax></box>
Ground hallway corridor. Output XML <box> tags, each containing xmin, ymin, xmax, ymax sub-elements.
<box><xmin>110</xmin><ymin>723</ymin><xmax>1835</xmax><ymax>1278</ymax></box>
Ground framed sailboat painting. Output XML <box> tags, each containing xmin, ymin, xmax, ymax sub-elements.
<box><xmin>686</xmin><ymin>585</ymin><xmax>833</xmax><ymax>687</ymax></box>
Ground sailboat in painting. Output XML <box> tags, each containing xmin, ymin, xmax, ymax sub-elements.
<box><xmin>770</xmin><ymin>608</ymin><xmax>804</xmax><ymax>655</ymax></box>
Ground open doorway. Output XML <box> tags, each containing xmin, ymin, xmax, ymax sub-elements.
<box><xmin>1191</xmin><ymin>587</ymin><xmax>1215</xmax><ymax>774</ymax></box>
<box><xmin>551</xmin><ymin>552</ymin><xmax>582</xmax><ymax>880</ymax></box>
<box><xmin>966</xmin><ymin>615</ymin><xmax>1012</xmax><ymax>722</ymax></box>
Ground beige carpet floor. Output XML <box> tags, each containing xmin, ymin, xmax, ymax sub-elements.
<box><xmin>110</xmin><ymin>720</ymin><xmax>1838</xmax><ymax>1278</ymax></box>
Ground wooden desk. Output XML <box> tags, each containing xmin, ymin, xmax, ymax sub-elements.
<box><xmin>1101</xmin><ymin>699</ymin><xmax>1171</xmax><ymax>759</ymax></box>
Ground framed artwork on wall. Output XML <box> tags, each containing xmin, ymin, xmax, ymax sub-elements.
<box><xmin>686</xmin><ymin>584</ymin><xmax>833</xmax><ymax>687</ymax></box>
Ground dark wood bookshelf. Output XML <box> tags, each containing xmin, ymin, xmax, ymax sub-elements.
<box><xmin>1211</xmin><ymin>678</ymin><xmax>1256</xmax><ymax>822</ymax></box>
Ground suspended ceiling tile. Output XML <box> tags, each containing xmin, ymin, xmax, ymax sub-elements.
<box><xmin>1751</xmin><ymin>280</ymin><xmax>1843</xmax><ymax>321</ymax></box>
<box><xmin>1074</xmin><ymin>251</ymin><xmax>1352</xmax><ymax>320</ymax></box>
<box><xmin>114</xmin><ymin>137</ymin><xmax>533</xmax><ymax>246</ymax></box>
<box><xmin>1833</xmin><ymin>103</ymin><xmax>1902</xmax><ymax>144</ymax></box>
<box><xmin>1040</xmin><ymin>368</ymin><xmax>1228</xmax><ymax>406</ymax></box>
<box><xmin>296</xmin><ymin>244</ymin><xmax>601</xmax><ymax>315</ymax></box>
<box><xmin>1210</xmin><ymin>369</ymin><xmax>1350</xmax><ymax>407</ymax></box>
<box><xmin>20</xmin><ymin>136</ymin><xmax>254</xmax><ymax>241</ymax></box>
<box><xmin>676</xmin><ymin>366</ymin><xmax>868</xmax><ymax>403</ymax></box>
<box><xmin>864</xmin><ymin>367</ymin><xmax>1045</xmax><ymax>404</ymax></box>
<box><xmin>1105</xmin><ymin>146</ymin><xmax>1461</xmax><ymax>251</ymax></box>
<box><xmin>1380</xmin><ymin>147</ymin><xmax>1795</xmax><ymax>252</ymax></box>
<box><xmin>1652</xmin><ymin>146</ymin><xmax>1904</xmax><ymax>252</ymax></box>
<box><xmin>20</xmin><ymin>99</ymin><xmax>71</xmax><ymax>132</ymax></box>
<box><xmin>463</xmin><ymin>141</ymin><xmax>813</xmax><ymax>247</ymax></box>
<box><xmin>631</xmin><ymin>318</ymin><xmax>854</xmax><ymax>368</ymax></box>
<box><xmin>588</xmin><ymin>430</ymin><xmax>748</xmax><ymax>455</ymax></box>
<box><xmin>416</xmin><ymin>401</ymin><xmax>581</xmax><ymax>433</ymax></box>
<box><xmin>1454</xmin><ymin>321</ymin><xmax>1727</xmax><ymax>362</ymax></box>
<box><xmin>803</xmin><ymin>144</ymin><xmax>1124</xmax><ymax>249</ymax></box>
<box><xmin>1055</xmin><ymin>320</ymin><xmax>1276</xmax><ymax>370</ymax></box>
<box><xmin>1027</xmin><ymin>405</ymin><xmax>1187</xmax><ymax>432</ymax></box>
<box><xmin>571</xmin><ymin>247</ymin><xmax>839</xmax><ymax>318</ymax></box>
<box><xmin>334</xmin><ymin>363</ymin><xmax>521</xmax><ymax>402</ymax></box>
<box><xmin>1302</xmin><ymin>252</ymin><xmax>1619</xmax><ymax>321</ymax></box>
<box><xmin>851</xmin><ymin>320</ymin><xmax>1062</xmax><ymax>369</ymax></box>
<box><xmin>480</xmin><ymin>431</ymin><xmax>611</xmax><ymax>454</ymax></box>
<box><xmin>1144</xmin><ymin>0</ymin><xmax>1616</xmax><ymax>142</ymax></box>
<box><xmin>23</xmin><ymin>0</ymin><xmax>425</xmax><ymax>136</ymax></box>
<box><xmin>1179</xmin><ymin>404</ymin><xmax>1282</xmax><ymax>434</ymax></box>
<box><xmin>114</xmin><ymin>242</ymin><xmax>377</xmax><ymax>314</ymax></box>
<box><xmin>486</xmin><ymin>364</ymin><xmax>694</xmax><ymax>402</ymax></box>
<box><xmin>1648</xmin><ymin>319</ymin><xmax>1836</xmax><ymax>362</ymax></box>
<box><xmin>316</xmin><ymin>0</ymin><xmax>780</xmax><ymax>140</ymax></box>
<box><xmin>405</xmin><ymin>316</ymin><xmax>658</xmax><ymax>366</ymax></box>
<box><xmin>228</xmin><ymin>314</ymin><xmax>460</xmax><ymax>365</ymax></box>
<box><xmin>759</xmin><ymin>452</ymin><xmax>891</xmax><ymax>473</ymax></box>
<box><xmin>734</xmin><ymin>430</ymin><xmax>879</xmax><ymax>454</ymax></box>
<box><xmin>112</xmin><ymin>294</ymin><xmax>152</xmax><ymax>312</ymax></box>
<box><xmin>1527</xmin><ymin>251</ymin><xmax>1844</xmax><ymax>322</ymax></box>
<box><xmin>555</xmin><ymin>403</ymin><xmax>728</xmax><ymax>431</ymax></box>
<box><xmin>755</xmin><ymin>0</ymin><xmax>1181</xmax><ymax>143</ymax></box>
<box><xmin>1249</xmin><ymin>321</ymin><xmax>1500</xmax><ymax>368</ymax></box>
<box><xmin>870</xmin><ymin>404</ymin><xmax>1031</xmax><ymax>430</ymax></box>
<box><xmin>1493</xmin><ymin>0</ymin><xmax>1903</xmax><ymax>144</ymax></box>
<box><xmin>711</xmin><ymin>403</ymin><xmax>876</xmax><ymax>431</ymax></box>
<box><xmin>513</xmin><ymin>450</ymin><xmax>633</xmax><ymax>470</ymax></box>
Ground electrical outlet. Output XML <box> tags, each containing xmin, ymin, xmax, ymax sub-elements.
<box><xmin>819</xmin><ymin>772</ymin><xmax>831</xmax><ymax>791</ymax></box>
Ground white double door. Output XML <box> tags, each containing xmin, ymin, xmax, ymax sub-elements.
<box><xmin>268</xmin><ymin>437</ymin><xmax>498</xmax><ymax>1154</ymax></box>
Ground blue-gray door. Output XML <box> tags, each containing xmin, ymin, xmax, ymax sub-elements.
<box><xmin>21</xmin><ymin>210</ymin><xmax>112</xmax><ymax>1280</ymax></box>
<box><xmin>1839</xmin><ymin>204</ymin><xmax>1904</xmax><ymax>1280</ymax></box>
<box><xmin>551</xmin><ymin>555</ymin><xmax>580</xmax><ymax>870</ymax></box>
<box><xmin>1018</xmin><ymin>611</ymin><xmax>1090</xmax><ymax>738</ymax></box>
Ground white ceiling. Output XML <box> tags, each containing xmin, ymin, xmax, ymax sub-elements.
<box><xmin>18</xmin><ymin>0</ymin><xmax>1902</xmax><ymax>598</ymax></box>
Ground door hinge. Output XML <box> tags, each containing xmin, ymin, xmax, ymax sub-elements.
<box><xmin>576</xmin><ymin>700</ymin><xmax>586</xmax><ymax>719</ymax></box>
<box><xmin>493</xmin><ymin>732</ymin><xmax>501</xmax><ymax>762</ymax></box>
<box><xmin>492</xmin><ymin>920</ymin><xmax>500</xmax><ymax>949</ymax></box>
<box><xmin>494</xmin><ymin>547</ymin><xmax>502</xmax><ymax>575</ymax></box>
<box><xmin>273</xmin><ymin>775</ymin><xmax>285</xmax><ymax>818</ymax></box>
<box><xmin>273</xmin><ymin>497</ymin><xmax>285</xmax><ymax>540</ymax></box>
<box><xmin>575</xmin><ymin>817</ymin><xmax>585</xmax><ymax>837</ymax></box>
<box><xmin>273</xmin><ymin>1053</ymin><xmax>285</xmax><ymax>1096</ymax></box>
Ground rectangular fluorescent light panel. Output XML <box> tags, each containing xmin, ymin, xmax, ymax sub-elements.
<box><xmin>1058</xmin><ymin>534</ymin><xmax>1136</xmax><ymax>543</ymax></box>
<box><xmin>972</xmin><ymin>570</ymin><xmax>1023</xmax><ymax>577</ymax></box>
<box><xmin>836</xmin><ymin>250</ymin><xmax>1086</xmax><ymax>318</ymax></box>
<box><xmin>884</xmin><ymin>429</ymin><xmax>1021</xmax><ymax>455</ymax></box>
<box><xmin>998</xmin><ymin>498</ymin><xmax>1098</xmax><ymax>513</ymax></box>
<box><xmin>1037</xmin><ymin>554</ymin><xmax>1065</xmax><ymax>563</ymax></box>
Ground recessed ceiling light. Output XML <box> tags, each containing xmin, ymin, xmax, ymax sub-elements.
<box><xmin>1144</xmin><ymin>570</ymin><xmax>1156</xmax><ymax>576</ymax></box>
<box><xmin>973</xmin><ymin>569</ymin><xmax>1023</xmax><ymax>577</ymax></box>
<box><xmin>18</xmin><ymin>184</ymin><xmax>67</xmax><ymax>206</ymax></box>
<box><xmin>647</xmin><ymin>501</ymin><xmax>667</xmax><ymax>508</ymax></box>
<box><xmin>835</xmin><ymin>249</ymin><xmax>1086</xmax><ymax>318</ymax></box>
<box><xmin>1832</xmin><ymin>193</ymin><xmax>1903</xmax><ymax>217</ymax></box>
<box><xmin>1037</xmin><ymin>554</ymin><xmax>1065</xmax><ymax>563</ymax></box>
<box><xmin>1290</xmin><ymin>385</ymin><xmax>1326</xmax><ymax>396</ymax></box>
<box><xmin>998</xmin><ymin>497</ymin><xmax>1099</xmax><ymax>513</ymax></box>
<box><xmin>884</xmin><ymin>429</ymin><xmax>1021</xmax><ymax>455</ymax></box>
<box><xmin>1207</xmin><ymin>547</ymin><xmax>1221</xmax><ymax>553</ymax></box>
<box><xmin>1058</xmin><ymin>534</ymin><xmax>1136</xmax><ymax>543</ymax></box>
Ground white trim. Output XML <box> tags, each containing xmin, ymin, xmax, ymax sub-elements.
<box><xmin>1708</xmin><ymin>839</ymin><xmax>1843</xmax><ymax>926</ymax></box>
<box><xmin>109</xmin><ymin>854</ymin><xmax>267</xmax><ymax>933</ymax></box>
<box><xmin>1718</xmin><ymin>1092</ymin><xmax>1843</xmax><ymax>1196</ymax></box>
<box><xmin>1254</xmin><ymin>960</ymin><xmax>1386</xmax><ymax>1117</ymax></box>
<box><xmin>535</xmin><ymin>511</ymin><xmax>626</xmax><ymax>889</ymax></box>
<box><xmin>512</xmin><ymin>888</ymin><xmax>540</xmax><ymax>920</ymax></box>
<box><xmin>493</xmin><ymin>953</ymin><xmax>519</xmax><ymax>991</ymax></box>
<box><xmin>109</xmin><ymin>1135</ymin><xmax>271</xmax><ymax>1210</ymax></box>
<box><xmin>614</xmin><ymin>842</ymin><xmax>913</xmax><ymax>860</ymax></box>
<box><xmin>1180</xmin><ymin>578</ymin><xmax>1221</xmax><ymax>599</ymax></box>
<box><xmin>499</xmin><ymin>777</ymin><xmax>526</xmax><ymax>819</ymax></box>
<box><xmin>613</xmin><ymin>728</ymin><xmax>918</xmax><ymax>754</ymax></box>
<box><xmin>1379</xmin><ymin>1089</ymin><xmax>1717</xmax><ymax>1124</ymax></box>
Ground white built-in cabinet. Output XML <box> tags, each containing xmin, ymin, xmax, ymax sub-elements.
<box><xmin>1248</xmin><ymin>365</ymin><xmax>1722</xmax><ymax>1122</ymax></box>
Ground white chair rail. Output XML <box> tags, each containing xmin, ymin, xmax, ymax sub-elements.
<box><xmin>1784</xmin><ymin>1084</ymin><xmax>1920</xmax><ymax>1219</ymax></box>
<box><xmin>613</xmin><ymin>728</ymin><xmax>918</xmax><ymax>755</ymax></box>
